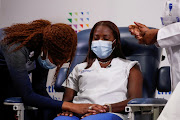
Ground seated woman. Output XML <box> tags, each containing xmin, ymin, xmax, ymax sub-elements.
<box><xmin>54</xmin><ymin>21</ymin><xmax>143</xmax><ymax>120</ymax></box>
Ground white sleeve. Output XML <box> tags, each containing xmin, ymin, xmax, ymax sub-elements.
<box><xmin>62</xmin><ymin>65</ymin><xmax>79</xmax><ymax>92</ymax></box>
<box><xmin>126</xmin><ymin>61</ymin><xmax>139</xmax><ymax>77</ymax></box>
<box><xmin>157</xmin><ymin>22</ymin><xmax>180</xmax><ymax>48</ymax></box>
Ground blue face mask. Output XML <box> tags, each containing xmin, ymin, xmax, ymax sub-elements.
<box><xmin>38</xmin><ymin>52</ymin><xmax>56</xmax><ymax>69</ymax></box>
<box><xmin>91</xmin><ymin>39</ymin><xmax>116</xmax><ymax>59</ymax></box>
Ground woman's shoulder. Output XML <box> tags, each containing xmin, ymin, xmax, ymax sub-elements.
<box><xmin>74</xmin><ymin>62</ymin><xmax>88</xmax><ymax>69</ymax></box>
<box><xmin>114</xmin><ymin>57</ymin><xmax>138</xmax><ymax>64</ymax></box>
<box><xmin>0</xmin><ymin>41</ymin><xmax>30</xmax><ymax>66</ymax></box>
<box><xmin>2</xmin><ymin>42</ymin><xmax>29</xmax><ymax>55</ymax></box>
<box><xmin>114</xmin><ymin>58</ymin><xmax>140</xmax><ymax>72</ymax></box>
<box><xmin>113</xmin><ymin>57</ymin><xmax>139</xmax><ymax>67</ymax></box>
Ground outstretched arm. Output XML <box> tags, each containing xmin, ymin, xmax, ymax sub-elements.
<box><xmin>131</xmin><ymin>22</ymin><xmax>180</xmax><ymax>47</ymax></box>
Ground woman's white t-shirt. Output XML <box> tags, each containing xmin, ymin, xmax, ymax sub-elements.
<box><xmin>63</xmin><ymin>57</ymin><xmax>138</xmax><ymax>105</ymax></box>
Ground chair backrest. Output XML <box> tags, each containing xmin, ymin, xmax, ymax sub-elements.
<box><xmin>55</xmin><ymin>27</ymin><xmax>162</xmax><ymax>98</ymax></box>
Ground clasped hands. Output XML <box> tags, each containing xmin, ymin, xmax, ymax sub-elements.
<box><xmin>58</xmin><ymin>104</ymin><xmax>108</xmax><ymax>119</ymax></box>
<box><xmin>129</xmin><ymin>22</ymin><xmax>158</xmax><ymax>45</ymax></box>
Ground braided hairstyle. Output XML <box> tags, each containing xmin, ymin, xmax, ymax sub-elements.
<box><xmin>2</xmin><ymin>19</ymin><xmax>77</xmax><ymax>83</ymax></box>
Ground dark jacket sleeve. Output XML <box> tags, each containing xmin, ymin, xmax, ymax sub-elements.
<box><xmin>0</xmin><ymin>43</ymin><xmax>63</xmax><ymax>112</ymax></box>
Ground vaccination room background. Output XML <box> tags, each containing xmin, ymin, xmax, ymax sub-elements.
<box><xmin>0</xmin><ymin>0</ymin><xmax>171</xmax><ymax>100</ymax></box>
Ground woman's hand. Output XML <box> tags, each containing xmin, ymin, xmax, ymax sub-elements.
<box><xmin>81</xmin><ymin>104</ymin><xmax>108</xmax><ymax>119</ymax></box>
<box><xmin>129</xmin><ymin>25</ymin><xmax>142</xmax><ymax>36</ymax></box>
<box><xmin>62</xmin><ymin>102</ymin><xmax>106</xmax><ymax>115</ymax></box>
<box><xmin>73</xmin><ymin>104</ymin><xmax>106</xmax><ymax>115</ymax></box>
<box><xmin>129</xmin><ymin>23</ymin><xmax>147</xmax><ymax>44</ymax></box>
<box><xmin>57</xmin><ymin>111</ymin><xmax>73</xmax><ymax>117</ymax></box>
<box><xmin>87</xmin><ymin>104</ymin><xmax>107</xmax><ymax>113</ymax></box>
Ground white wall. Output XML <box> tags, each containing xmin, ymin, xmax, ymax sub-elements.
<box><xmin>0</xmin><ymin>0</ymin><xmax>2</xmax><ymax>23</ymax></box>
<box><xmin>0</xmin><ymin>0</ymin><xmax>170</xmax><ymax>99</ymax></box>
<box><xmin>0</xmin><ymin>0</ymin><xmax>166</xmax><ymax>28</ymax></box>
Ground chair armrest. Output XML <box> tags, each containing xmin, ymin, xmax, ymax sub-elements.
<box><xmin>125</xmin><ymin>98</ymin><xmax>167</xmax><ymax>120</ymax></box>
<box><xmin>125</xmin><ymin>98</ymin><xmax>167</xmax><ymax>113</ymax></box>
<box><xmin>4</xmin><ymin>97</ymin><xmax>37</xmax><ymax>110</ymax></box>
<box><xmin>157</xmin><ymin>66</ymin><xmax>171</xmax><ymax>92</ymax></box>
<box><xmin>127</xmin><ymin>98</ymin><xmax>167</xmax><ymax>107</ymax></box>
<box><xmin>4</xmin><ymin>97</ymin><xmax>24</xmax><ymax>112</ymax></box>
<box><xmin>4</xmin><ymin>97</ymin><xmax>22</xmax><ymax>104</ymax></box>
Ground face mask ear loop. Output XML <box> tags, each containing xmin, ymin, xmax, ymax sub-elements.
<box><xmin>112</xmin><ymin>47</ymin><xmax>115</xmax><ymax>51</ymax></box>
<box><xmin>112</xmin><ymin>39</ymin><xmax>116</xmax><ymax>50</ymax></box>
<box><xmin>108</xmin><ymin>39</ymin><xmax>116</xmax><ymax>57</ymax></box>
<box><xmin>112</xmin><ymin>39</ymin><xmax>116</xmax><ymax>44</ymax></box>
